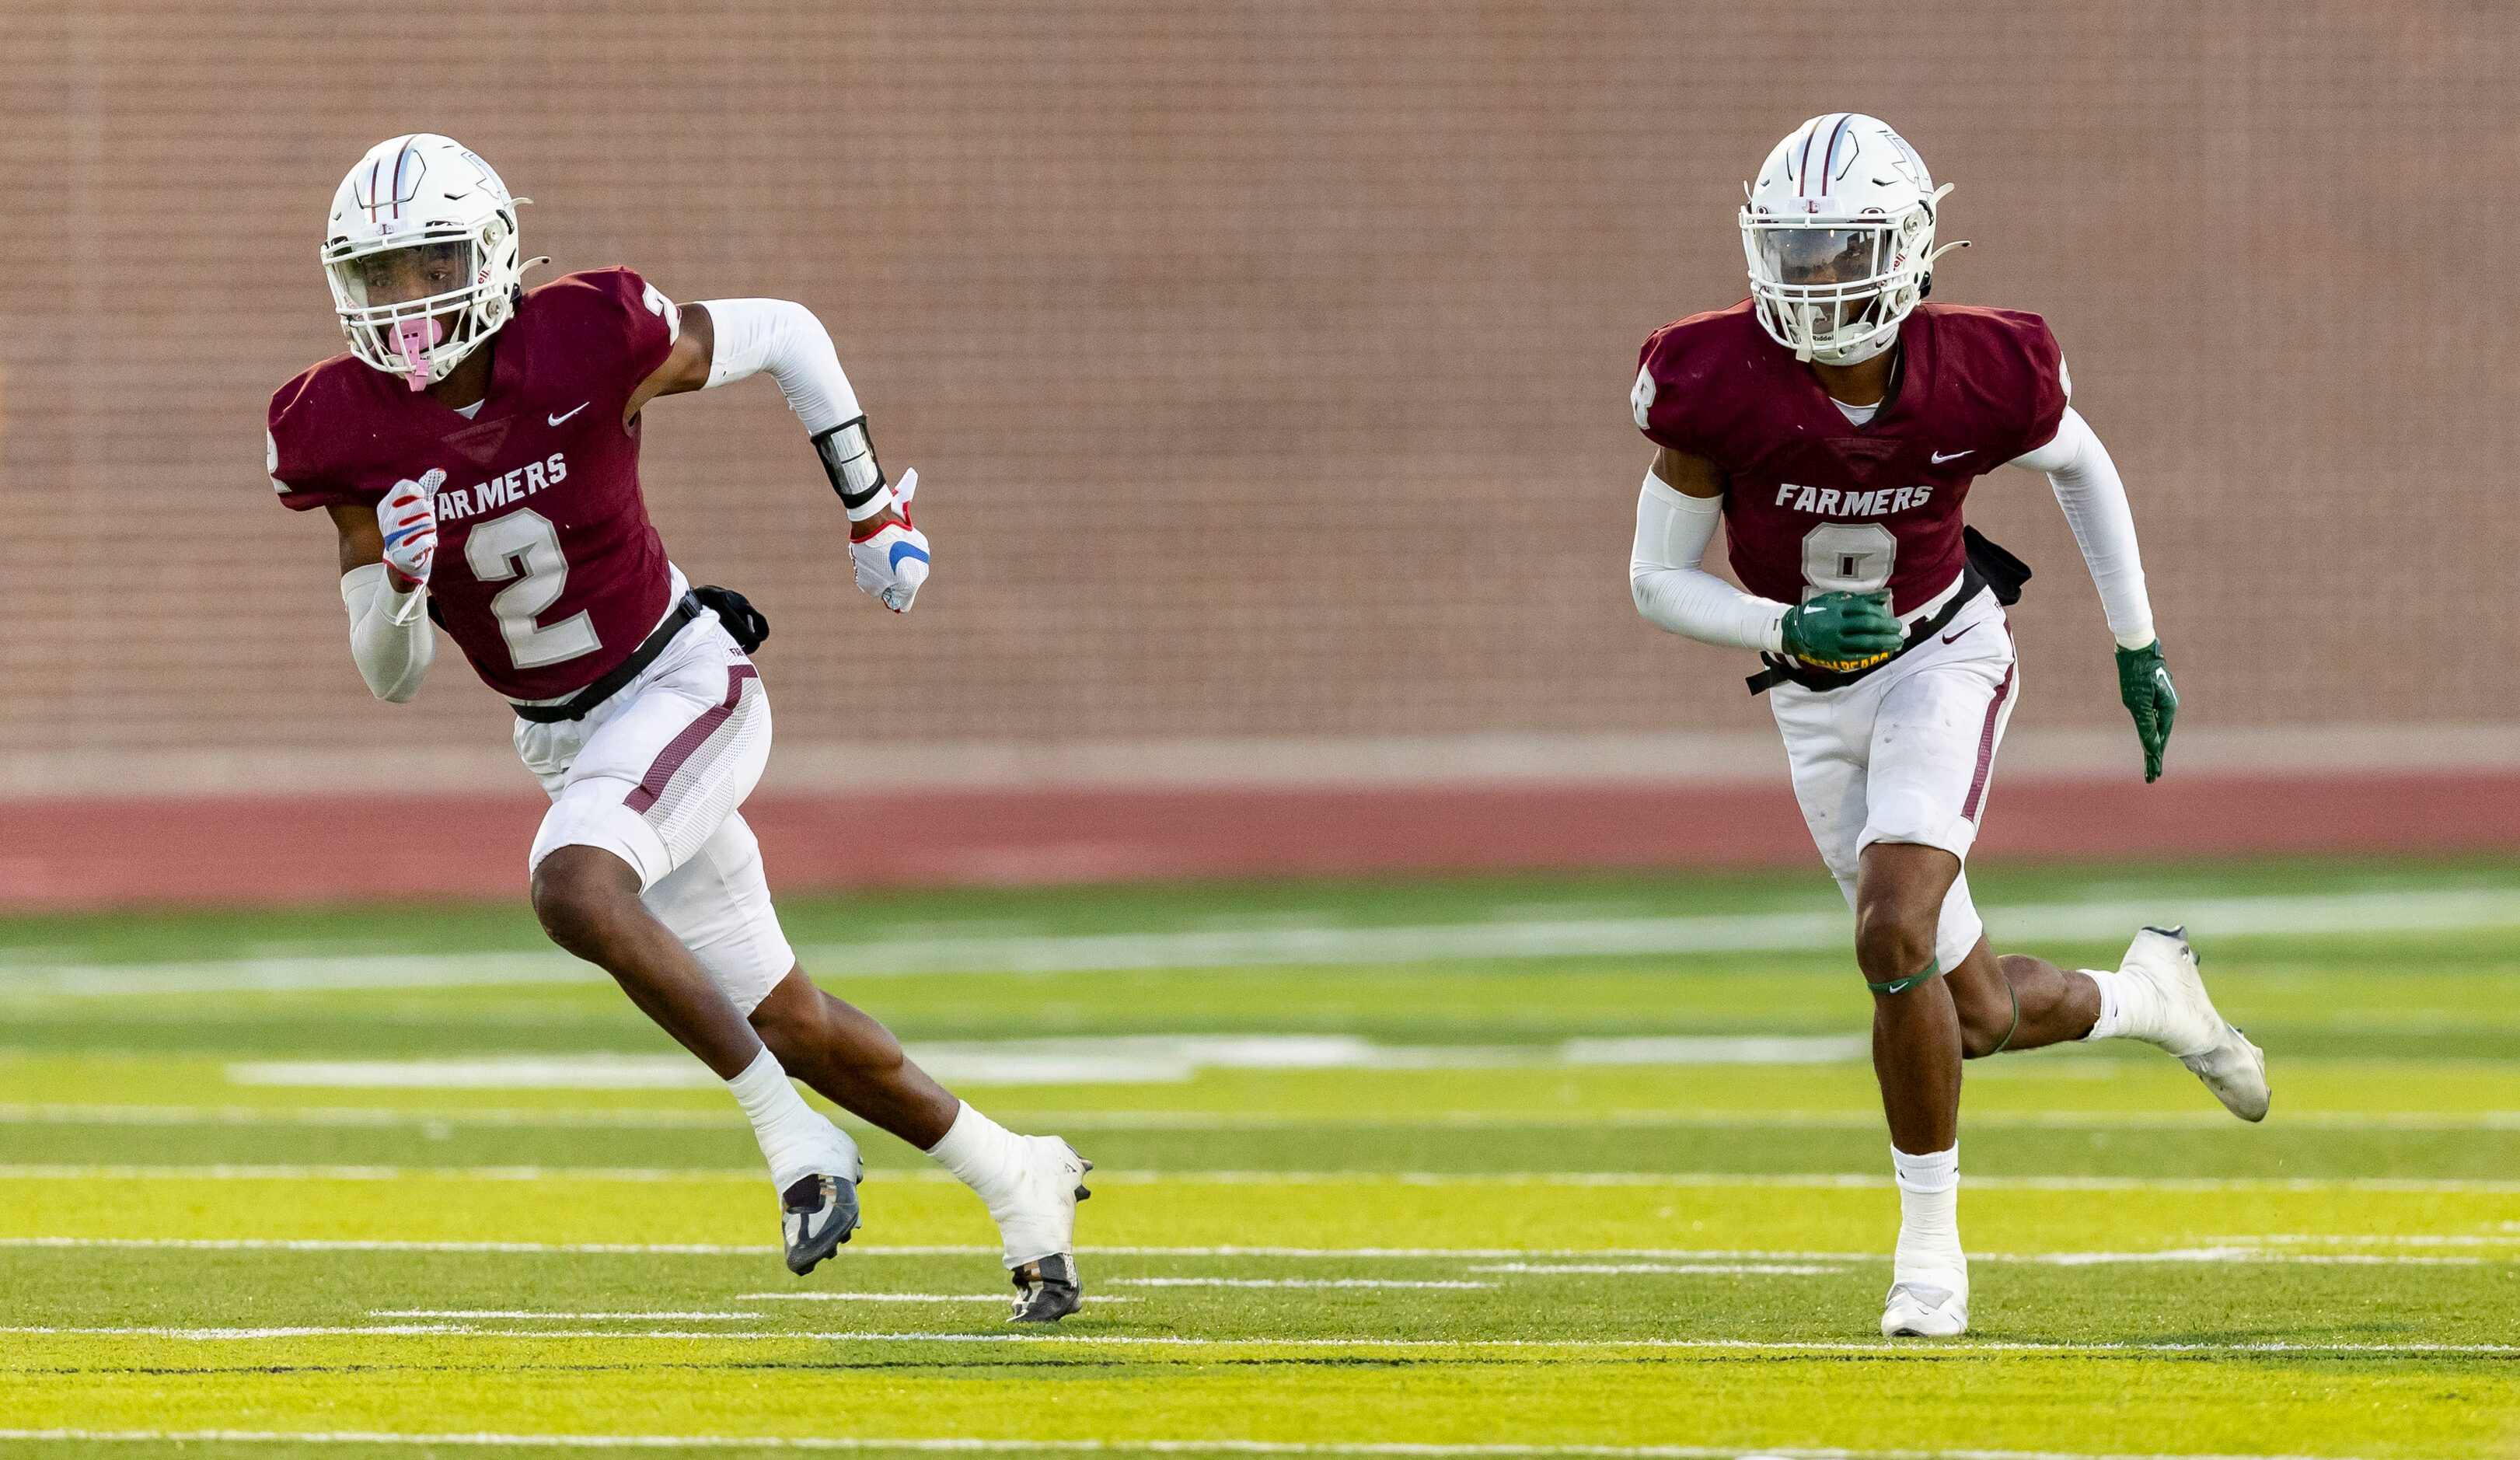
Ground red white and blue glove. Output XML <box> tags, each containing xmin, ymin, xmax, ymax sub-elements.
<box><xmin>848</xmin><ymin>467</ymin><xmax>931</xmax><ymax>613</ymax></box>
<box><xmin>377</xmin><ymin>469</ymin><xmax>442</xmax><ymax>592</ymax></box>
<box><xmin>375</xmin><ymin>470</ymin><xmax>442</xmax><ymax>624</ymax></box>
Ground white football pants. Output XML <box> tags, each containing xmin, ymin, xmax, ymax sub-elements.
<box><xmin>516</xmin><ymin>599</ymin><xmax>796</xmax><ymax>1015</ymax></box>
<box><xmin>1768</xmin><ymin>589</ymin><xmax>2020</xmax><ymax>973</ymax></box>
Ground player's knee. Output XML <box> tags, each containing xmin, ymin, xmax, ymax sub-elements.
<box><xmin>529</xmin><ymin>847</ymin><xmax>643</xmax><ymax>960</ymax></box>
<box><xmin>1853</xmin><ymin>900</ymin><xmax>1938</xmax><ymax>988</ymax></box>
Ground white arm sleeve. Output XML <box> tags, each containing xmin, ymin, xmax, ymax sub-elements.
<box><xmin>696</xmin><ymin>298</ymin><xmax>862</xmax><ymax>436</ymax></box>
<box><xmin>2010</xmin><ymin>407</ymin><xmax>2155</xmax><ymax>648</ymax></box>
<box><xmin>340</xmin><ymin>562</ymin><xmax>435</xmax><ymax>704</ymax></box>
<box><xmin>1630</xmin><ymin>471</ymin><xmax>1789</xmax><ymax>653</ymax></box>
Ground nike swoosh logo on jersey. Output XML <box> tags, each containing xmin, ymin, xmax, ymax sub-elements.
<box><xmin>1942</xmin><ymin>623</ymin><xmax>1981</xmax><ymax>646</ymax></box>
<box><xmin>548</xmin><ymin>403</ymin><xmax>589</xmax><ymax>426</ymax></box>
<box><xmin>1930</xmin><ymin>449</ymin><xmax>1972</xmax><ymax>463</ymax></box>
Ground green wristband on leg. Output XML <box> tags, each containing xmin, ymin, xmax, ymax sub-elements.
<box><xmin>1868</xmin><ymin>959</ymin><xmax>1941</xmax><ymax>996</ymax></box>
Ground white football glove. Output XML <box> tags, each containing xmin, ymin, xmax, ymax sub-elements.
<box><xmin>377</xmin><ymin>468</ymin><xmax>443</xmax><ymax>594</ymax></box>
<box><xmin>849</xmin><ymin>467</ymin><xmax>930</xmax><ymax>613</ymax></box>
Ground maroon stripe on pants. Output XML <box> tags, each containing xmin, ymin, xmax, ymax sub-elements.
<box><xmin>1960</xmin><ymin>661</ymin><xmax>2017</xmax><ymax>823</ymax></box>
<box><xmin>624</xmin><ymin>664</ymin><xmax>759</xmax><ymax>815</ymax></box>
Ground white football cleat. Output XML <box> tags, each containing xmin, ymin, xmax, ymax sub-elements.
<box><xmin>2117</xmin><ymin>926</ymin><xmax>2270</xmax><ymax>1122</ymax></box>
<box><xmin>1881</xmin><ymin>1277</ymin><xmax>1968</xmax><ymax>1338</ymax></box>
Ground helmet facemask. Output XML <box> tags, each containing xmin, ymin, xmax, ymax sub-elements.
<box><xmin>1740</xmin><ymin>185</ymin><xmax>1955</xmax><ymax>366</ymax></box>
<box><xmin>324</xmin><ymin>211</ymin><xmax>518</xmax><ymax>390</ymax></box>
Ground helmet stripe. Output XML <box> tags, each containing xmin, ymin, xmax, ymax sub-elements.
<box><xmin>1796</xmin><ymin>118</ymin><xmax>1821</xmax><ymax>196</ymax></box>
<box><xmin>1819</xmin><ymin>114</ymin><xmax>1852</xmax><ymax>197</ymax></box>
<box><xmin>389</xmin><ymin>136</ymin><xmax>414</xmax><ymax>222</ymax></box>
<box><xmin>365</xmin><ymin>152</ymin><xmax>382</xmax><ymax>222</ymax></box>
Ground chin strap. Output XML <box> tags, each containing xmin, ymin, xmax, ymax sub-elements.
<box><xmin>1810</xmin><ymin>319</ymin><xmax>1900</xmax><ymax>368</ymax></box>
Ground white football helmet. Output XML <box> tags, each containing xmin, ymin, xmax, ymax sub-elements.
<box><xmin>1739</xmin><ymin>114</ymin><xmax>1966</xmax><ymax>366</ymax></box>
<box><xmin>321</xmin><ymin>134</ymin><xmax>525</xmax><ymax>389</ymax></box>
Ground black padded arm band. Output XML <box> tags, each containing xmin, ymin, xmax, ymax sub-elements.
<box><xmin>810</xmin><ymin>415</ymin><xmax>891</xmax><ymax>519</ymax></box>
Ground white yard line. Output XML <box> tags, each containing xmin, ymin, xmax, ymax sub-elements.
<box><xmin>0</xmin><ymin>1236</ymin><xmax>787</xmax><ymax>1255</ymax></box>
<box><xmin>372</xmin><ymin>1310</ymin><xmax>771</xmax><ymax>1321</ymax></box>
<box><xmin>0</xmin><ymin>1163</ymin><xmax>766</xmax><ymax>1182</ymax></box>
<box><xmin>12</xmin><ymin>1102</ymin><xmax>2520</xmax><ymax>1132</ymax></box>
<box><xmin>0</xmin><ymin>1102</ymin><xmax>747</xmax><ymax>1129</ymax></box>
<box><xmin>1472</xmin><ymin>1263</ymin><xmax>1840</xmax><ymax>1277</ymax></box>
<box><xmin>1057</xmin><ymin>1171</ymin><xmax>2520</xmax><ymax>1195</ymax></box>
<box><xmin>987</xmin><ymin>1109</ymin><xmax>2520</xmax><ymax>1133</ymax></box>
<box><xmin>789</xmin><ymin>888</ymin><xmax>2520</xmax><ymax>974</ymax></box>
<box><xmin>9</xmin><ymin>1101</ymin><xmax>2520</xmax><ymax>1133</ymax></box>
<box><xmin>0</xmin><ymin>1236</ymin><xmax>2495</xmax><ymax>1267</ymax></box>
<box><xmin>1107</xmin><ymin>1278</ymin><xmax>1496</xmax><ymax>1290</ymax></box>
<box><xmin>2224</xmin><ymin>1232</ymin><xmax>2520</xmax><ymax>1246</ymax></box>
<box><xmin>2016</xmin><ymin>1249</ymin><xmax>2483</xmax><ymax>1267</ymax></box>
<box><xmin>0</xmin><ymin>951</ymin><xmax>600</xmax><ymax>997</ymax></box>
<box><xmin>731</xmin><ymin>1293</ymin><xmax>1137</xmax><ymax>1304</ymax></box>
<box><xmin>0</xmin><ymin>1427</ymin><xmax>2377</xmax><ymax>1458</ymax></box>
<box><xmin>7</xmin><ymin>886</ymin><xmax>2514</xmax><ymax>995</ymax></box>
<box><xmin>4</xmin><ymin>1164</ymin><xmax>2518</xmax><ymax>1194</ymax></box>
<box><xmin>0</xmin><ymin>1325</ymin><xmax>2508</xmax><ymax>1358</ymax></box>
<box><xmin>220</xmin><ymin>1037</ymin><xmax>1874</xmax><ymax>1090</ymax></box>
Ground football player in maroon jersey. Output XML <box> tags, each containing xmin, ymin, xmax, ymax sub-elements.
<box><xmin>268</xmin><ymin>134</ymin><xmax>1088</xmax><ymax>1321</ymax></box>
<box><xmin>1627</xmin><ymin>114</ymin><xmax>2268</xmax><ymax>1336</ymax></box>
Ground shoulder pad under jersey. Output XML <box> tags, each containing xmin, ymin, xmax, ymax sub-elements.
<box><xmin>1919</xmin><ymin>304</ymin><xmax>2069</xmax><ymax>461</ymax></box>
<box><xmin>265</xmin><ymin>355</ymin><xmax>375</xmax><ymax>511</ymax></box>
<box><xmin>1632</xmin><ymin>302</ymin><xmax>1771</xmax><ymax>461</ymax></box>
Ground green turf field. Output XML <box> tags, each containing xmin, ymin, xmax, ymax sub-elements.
<box><xmin>2</xmin><ymin>857</ymin><xmax>2516</xmax><ymax>1459</ymax></box>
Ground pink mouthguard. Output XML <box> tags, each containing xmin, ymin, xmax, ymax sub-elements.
<box><xmin>392</xmin><ymin>317</ymin><xmax>443</xmax><ymax>391</ymax></box>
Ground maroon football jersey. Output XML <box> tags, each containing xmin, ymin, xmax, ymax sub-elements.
<box><xmin>1634</xmin><ymin>301</ymin><xmax>2067</xmax><ymax>616</ymax></box>
<box><xmin>270</xmin><ymin>267</ymin><xmax>682</xmax><ymax>700</ymax></box>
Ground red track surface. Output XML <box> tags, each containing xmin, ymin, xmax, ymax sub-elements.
<box><xmin>1</xmin><ymin>773</ymin><xmax>2513</xmax><ymax>910</ymax></box>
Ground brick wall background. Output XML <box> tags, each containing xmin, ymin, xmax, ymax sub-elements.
<box><xmin>0</xmin><ymin>2</ymin><xmax>2508</xmax><ymax>779</ymax></box>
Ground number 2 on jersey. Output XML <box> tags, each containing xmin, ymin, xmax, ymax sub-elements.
<box><xmin>1800</xmin><ymin>522</ymin><xmax>1896</xmax><ymax>599</ymax></box>
<box><xmin>466</xmin><ymin>510</ymin><xmax>603</xmax><ymax>670</ymax></box>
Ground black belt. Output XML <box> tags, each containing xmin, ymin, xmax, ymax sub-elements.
<box><xmin>1745</xmin><ymin>526</ymin><xmax>2033</xmax><ymax>697</ymax></box>
<box><xmin>511</xmin><ymin>592</ymin><xmax>703</xmax><ymax>723</ymax></box>
<box><xmin>1746</xmin><ymin>566</ymin><xmax>1985</xmax><ymax>697</ymax></box>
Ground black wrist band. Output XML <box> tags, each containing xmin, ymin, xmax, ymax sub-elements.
<box><xmin>810</xmin><ymin>416</ymin><xmax>888</xmax><ymax>512</ymax></box>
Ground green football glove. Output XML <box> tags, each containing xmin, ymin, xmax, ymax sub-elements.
<box><xmin>1781</xmin><ymin>591</ymin><xmax>1904</xmax><ymax>672</ymax></box>
<box><xmin>2115</xmin><ymin>639</ymin><xmax>2179</xmax><ymax>783</ymax></box>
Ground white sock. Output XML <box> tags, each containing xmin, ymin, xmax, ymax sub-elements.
<box><xmin>2083</xmin><ymin>965</ymin><xmax>2175</xmax><ymax>1046</ymax></box>
<box><xmin>726</xmin><ymin>1046</ymin><xmax>843</xmax><ymax>1191</ymax></box>
<box><xmin>1890</xmin><ymin>1144</ymin><xmax>1964</xmax><ymax>1280</ymax></box>
<box><xmin>2081</xmin><ymin>968</ymin><xmax>2127</xmax><ymax>1040</ymax></box>
<box><xmin>926</xmin><ymin>1100</ymin><xmax>1031</xmax><ymax>1211</ymax></box>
